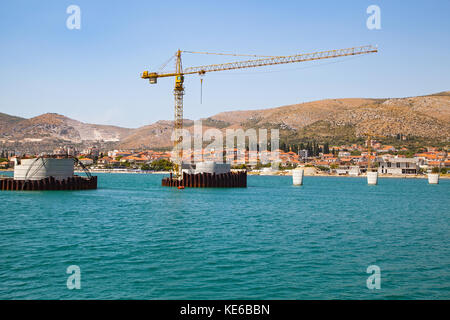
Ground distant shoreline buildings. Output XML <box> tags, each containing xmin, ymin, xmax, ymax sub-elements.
<box><xmin>1</xmin><ymin>141</ymin><xmax>449</xmax><ymax>175</ymax></box>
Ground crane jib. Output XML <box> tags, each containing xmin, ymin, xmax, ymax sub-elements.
<box><xmin>141</xmin><ymin>45</ymin><xmax>378</xmax><ymax>79</ymax></box>
<box><xmin>184</xmin><ymin>45</ymin><xmax>377</xmax><ymax>75</ymax></box>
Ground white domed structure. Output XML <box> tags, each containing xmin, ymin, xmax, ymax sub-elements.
<box><xmin>14</xmin><ymin>158</ymin><xmax>74</xmax><ymax>181</ymax></box>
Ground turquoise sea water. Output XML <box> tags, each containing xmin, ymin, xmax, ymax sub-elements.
<box><xmin>0</xmin><ymin>173</ymin><xmax>449</xmax><ymax>299</ymax></box>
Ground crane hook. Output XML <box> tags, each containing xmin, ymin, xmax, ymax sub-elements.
<box><xmin>200</xmin><ymin>76</ymin><xmax>204</xmax><ymax>104</ymax></box>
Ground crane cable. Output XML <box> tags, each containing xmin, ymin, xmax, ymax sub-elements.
<box><xmin>157</xmin><ymin>54</ymin><xmax>176</xmax><ymax>73</ymax></box>
<box><xmin>180</xmin><ymin>49</ymin><xmax>369</xmax><ymax>104</ymax></box>
<box><xmin>200</xmin><ymin>77</ymin><xmax>203</xmax><ymax>104</ymax></box>
<box><xmin>182</xmin><ymin>50</ymin><xmax>283</xmax><ymax>58</ymax></box>
<box><xmin>195</xmin><ymin>54</ymin><xmax>367</xmax><ymax>104</ymax></box>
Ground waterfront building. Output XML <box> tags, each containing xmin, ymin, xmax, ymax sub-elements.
<box><xmin>378</xmin><ymin>157</ymin><xmax>422</xmax><ymax>175</ymax></box>
<box><xmin>335</xmin><ymin>165</ymin><xmax>360</xmax><ymax>176</ymax></box>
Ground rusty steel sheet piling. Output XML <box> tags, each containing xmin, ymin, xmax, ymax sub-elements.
<box><xmin>0</xmin><ymin>176</ymin><xmax>97</xmax><ymax>191</ymax></box>
<box><xmin>162</xmin><ymin>171</ymin><xmax>247</xmax><ymax>188</ymax></box>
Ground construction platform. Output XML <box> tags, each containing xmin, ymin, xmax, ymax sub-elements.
<box><xmin>162</xmin><ymin>171</ymin><xmax>247</xmax><ymax>188</ymax></box>
<box><xmin>0</xmin><ymin>176</ymin><xmax>97</xmax><ymax>191</ymax></box>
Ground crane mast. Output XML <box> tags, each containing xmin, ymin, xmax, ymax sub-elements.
<box><xmin>173</xmin><ymin>49</ymin><xmax>184</xmax><ymax>176</ymax></box>
<box><xmin>142</xmin><ymin>45</ymin><xmax>378</xmax><ymax>178</ymax></box>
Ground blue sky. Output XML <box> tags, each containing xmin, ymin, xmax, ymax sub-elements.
<box><xmin>0</xmin><ymin>0</ymin><xmax>449</xmax><ymax>128</ymax></box>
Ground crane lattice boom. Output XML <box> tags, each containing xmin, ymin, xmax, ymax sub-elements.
<box><xmin>184</xmin><ymin>45</ymin><xmax>377</xmax><ymax>75</ymax></box>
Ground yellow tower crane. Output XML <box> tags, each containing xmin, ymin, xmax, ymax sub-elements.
<box><xmin>141</xmin><ymin>45</ymin><xmax>378</xmax><ymax>178</ymax></box>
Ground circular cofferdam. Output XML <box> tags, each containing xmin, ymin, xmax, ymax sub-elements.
<box><xmin>195</xmin><ymin>161</ymin><xmax>230</xmax><ymax>174</ymax></box>
<box><xmin>14</xmin><ymin>158</ymin><xmax>74</xmax><ymax>181</ymax></box>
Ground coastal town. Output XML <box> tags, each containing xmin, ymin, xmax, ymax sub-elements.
<box><xmin>2</xmin><ymin>0</ymin><xmax>450</xmax><ymax>303</ymax></box>
<box><xmin>1</xmin><ymin>140</ymin><xmax>449</xmax><ymax>177</ymax></box>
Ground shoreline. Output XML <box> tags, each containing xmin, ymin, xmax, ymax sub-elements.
<box><xmin>84</xmin><ymin>170</ymin><xmax>450</xmax><ymax>179</ymax></box>
<box><xmin>250</xmin><ymin>171</ymin><xmax>450</xmax><ymax>179</ymax></box>
<box><xmin>2</xmin><ymin>169</ymin><xmax>448</xmax><ymax>179</ymax></box>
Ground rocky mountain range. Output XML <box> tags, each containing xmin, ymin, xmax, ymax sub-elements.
<box><xmin>1</xmin><ymin>91</ymin><xmax>449</xmax><ymax>153</ymax></box>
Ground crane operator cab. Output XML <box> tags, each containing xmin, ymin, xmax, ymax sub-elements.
<box><xmin>175</xmin><ymin>74</ymin><xmax>184</xmax><ymax>89</ymax></box>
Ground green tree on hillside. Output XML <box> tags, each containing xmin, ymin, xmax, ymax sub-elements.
<box><xmin>299</xmin><ymin>143</ymin><xmax>305</xmax><ymax>151</ymax></box>
<box><xmin>323</xmin><ymin>142</ymin><xmax>330</xmax><ymax>154</ymax></box>
<box><xmin>151</xmin><ymin>159</ymin><xmax>174</xmax><ymax>171</ymax></box>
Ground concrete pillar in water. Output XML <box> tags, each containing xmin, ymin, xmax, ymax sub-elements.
<box><xmin>293</xmin><ymin>168</ymin><xmax>304</xmax><ymax>186</ymax></box>
<box><xmin>427</xmin><ymin>173</ymin><xmax>439</xmax><ymax>184</ymax></box>
<box><xmin>367</xmin><ymin>171</ymin><xmax>378</xmax><ymax>185</ymax></box>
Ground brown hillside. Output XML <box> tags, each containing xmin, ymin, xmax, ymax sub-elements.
<box><xmin>1</xmin><ymin>91</ymin><xmax>449</xmax><ymax>151</ymax></box>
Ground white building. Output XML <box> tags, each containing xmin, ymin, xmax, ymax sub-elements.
<box><xmin>378</xmin><ymin>157</ymin><xmax>423</xmax><ymax>175</ymax></box>
<box><xmin>335</xmin><ymin>166</ymin><xmax>360</xmax><ymax>176</ymax></box>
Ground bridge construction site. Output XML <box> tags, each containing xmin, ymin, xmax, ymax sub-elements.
<box><xmin>141</xmin><ymin>45</ymin><xmax>378</xmax><ymax>188</ymax></box>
